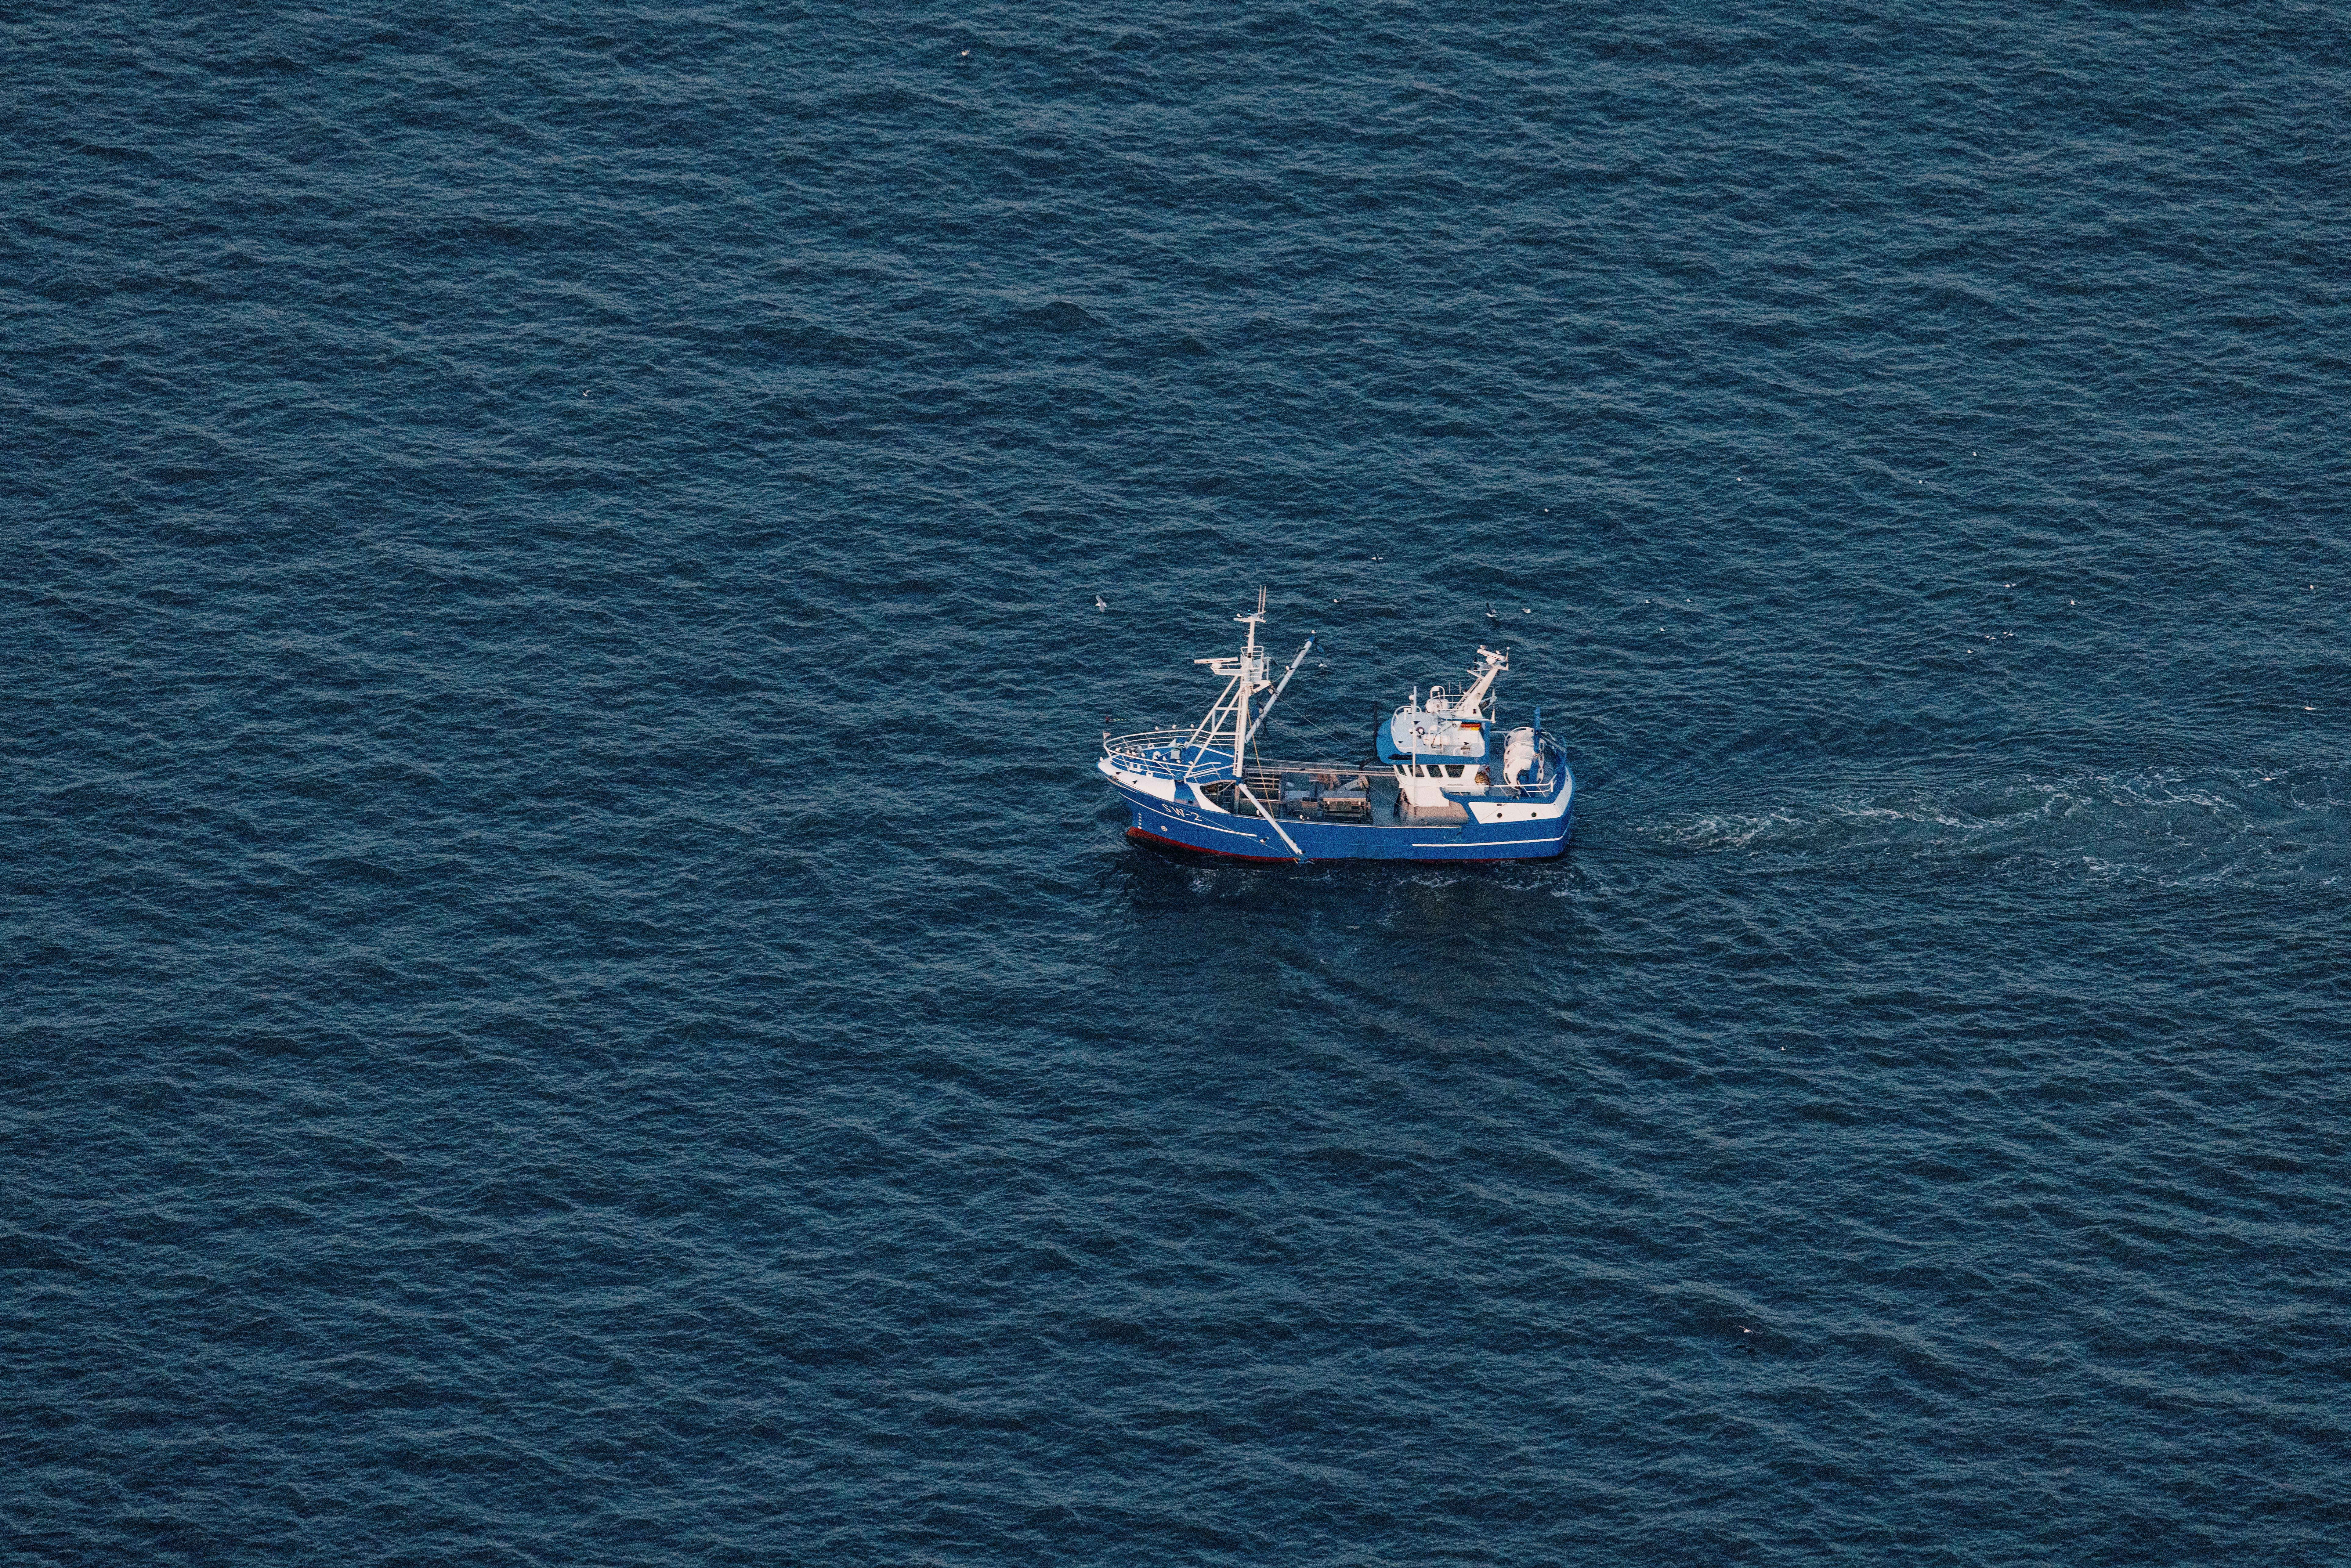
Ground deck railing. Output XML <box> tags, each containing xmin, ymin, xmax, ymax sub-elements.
<box><xmin>1101</xmin><ymin>729</ymin><xmax>1238</xmax><ymax>781</ymax></box>
<box><xmin>1109</xmin><ymin>732</ymin><xmax>1564</xmax><ymax>802</ymax></box>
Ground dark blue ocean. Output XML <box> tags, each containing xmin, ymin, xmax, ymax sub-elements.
<box><xmin>7</xmin><ymin>3</ymin><xmax>2348</xmax><ymax>1563</ymax></box>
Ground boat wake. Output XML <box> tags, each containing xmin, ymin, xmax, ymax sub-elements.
<box><xmin>1650</xmin><ymin>765</ymin><xmax>2346</xmax><ymax>888</ymax></box>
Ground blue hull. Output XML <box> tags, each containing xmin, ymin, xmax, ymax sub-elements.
<box><xmin>1108</xmin><ymin>772</ymin><xmax>1574</xmax><ymax>863</ymax></box>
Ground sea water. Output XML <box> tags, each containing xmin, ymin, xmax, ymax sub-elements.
<box><xmin>6</xmin><ymin>4</ymin><xmax>2346</xmax><ymax>1563</ymax></box>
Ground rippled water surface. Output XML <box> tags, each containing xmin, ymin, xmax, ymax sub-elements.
<box><xmin>7</xmin><ymin>3</ymin><xmax>2348</xmax><ymax>1563</ymax></box>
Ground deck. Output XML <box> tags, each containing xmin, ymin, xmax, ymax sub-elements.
<box><xmin>1210</xmin><ymin>759</ymin><xmax>1555</xmax><ymax>828</ymax></box>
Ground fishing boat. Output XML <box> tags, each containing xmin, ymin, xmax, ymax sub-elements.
<box><xmin>1099</xmin><ymin>590</ymin><xmax>1573</xmax><ymax>863</ymax></box>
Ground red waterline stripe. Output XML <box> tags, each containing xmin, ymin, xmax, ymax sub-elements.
<box><xmin>1124</xmin><ymin>827</ymin><xmax>1296</xmax><ymax>862</ymax></box>
<box><xmin>1124</xmin><ymin>827</ymin><xmax>1561</xmax><ymax>865</ymax></box>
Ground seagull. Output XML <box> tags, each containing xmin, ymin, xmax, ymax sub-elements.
<box><xmin>960</xmin><ymin>49</ymin><xmax>970</xmax><ymax>56</ymax></box>
<box><xmin>1094</xmin><ymin>595</ymin><xmax>1107</xmax><ymax>611</ymax></box>
<box><xmin>1485</xmin><ymin>603</ymin><xmax>1497</xmax><ymax>621</ymax></box>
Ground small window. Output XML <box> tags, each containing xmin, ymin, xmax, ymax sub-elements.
<box><xmin>1446</xmin><ymin>764</ymin><xmax>1464</xmax><ymax>779</ymax></box>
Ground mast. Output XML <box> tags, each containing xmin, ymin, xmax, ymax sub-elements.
<box><xmin>1233</xmin><ymin>586</ymin><xmax>1266</xmax><ymax>773</ymax></box>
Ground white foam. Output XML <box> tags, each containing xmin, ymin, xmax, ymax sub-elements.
<box><xmin>1648</xmin><ymin>765</ymin><xmax>2347</xmax><ymax>888</ymax></box>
